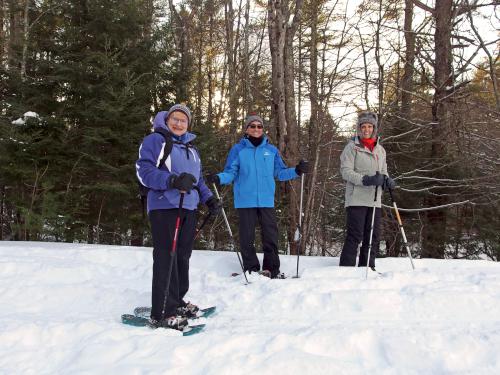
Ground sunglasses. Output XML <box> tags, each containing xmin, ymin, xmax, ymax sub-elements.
<box><xmin>248</xmin><ymin>124</ymin><xmax>263</xmax><ymax>129</ymax></box>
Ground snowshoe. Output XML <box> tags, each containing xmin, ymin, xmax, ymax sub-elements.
<box><xmin>121</xmin><ymin>314</ymin><xmax>205</xmax><ymax>336</ymax></box>
<box><xmin>134</xmin><ymin>305</ymin><xmax>217</xmax><ymax>320</ymax></box>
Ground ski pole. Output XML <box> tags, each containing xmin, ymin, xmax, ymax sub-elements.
<box><xmin>194</xmin><ymin>212</ymin><xmax>212</xmax><ymax>241</ymax></box>
<box><xmin>388</xmin><ymin>188</ymin><xmax>415</xmax><ymax>270</ymax></box>
<box><xmin>212</xmin><ymin>184</ymin><xmax>249</xmax><ymax>284</ymax></box>
<box><xmin>161</xmin><ymin>192</ymin><xmax>185</xmax><ymax>320</ymax></box>
<box><xmin>293</xmin><ymin>173</ymin><xmax>305</xmax><ymax>278</ymax></box>
<box><xmin>365</xmin><ymin>185</ymin><xmax>379</xmax><ymax>280</ymax></box>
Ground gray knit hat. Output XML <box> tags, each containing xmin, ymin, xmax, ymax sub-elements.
<box><xmin>244</xmin><ymin>114</ymin><xmax>264</xmax><ymax>129</ymax></box>
<box><xmin>166</xmin><ymin>103</ymin><xmax>192</xmax><ymax>126</ymax></box>
<box><xmin>357</xmin><ymin>111</ymin><xmax>378</xmax><ymax>138</ymax></box>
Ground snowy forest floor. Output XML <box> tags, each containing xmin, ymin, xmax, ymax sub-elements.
<box><xmin>1</xmin><ymin>241</ymin><xmax>499</xmax><ymax>374</ymax></box>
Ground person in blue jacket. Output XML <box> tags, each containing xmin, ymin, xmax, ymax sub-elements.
<box><xmin>136</xmin><ymin>104</ymin><xmax>221</xmax><ymax>330</ymax></box>
<box><xmin>207</xmin><ymin>114</ymin><xmax>309</xmax><ymax>279</ymax></box>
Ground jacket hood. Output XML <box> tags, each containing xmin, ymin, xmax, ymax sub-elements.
<box><xmin>152</xmin><ymin>111</ymin><xmax>196</xmax><ymax>143</ymax></box>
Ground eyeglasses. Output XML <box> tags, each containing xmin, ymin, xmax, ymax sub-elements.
<box><xmin>248</xmin><ymin>124</ymin><xmax>263</xmax><ymax>129</ymax></box>
<box><xmin>170</xmin><ymin>117</ymin><xmax>188</xmax><ymax>126</ymax></box>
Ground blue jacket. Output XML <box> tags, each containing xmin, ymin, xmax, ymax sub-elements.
<box><xmin>217</xmin><ymin>136</ymin><xmax>298</xmax><ymax>208</ymax></box>
<box><xmin>136</xmin><ymin>111</ymin><xmax>212</xmax><ymax>212</ymax></box>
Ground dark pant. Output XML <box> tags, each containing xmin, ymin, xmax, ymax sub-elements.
<box><xmin>339</xmin><ymin>206</ymin><xmax>381</xmax><ymax>268</ymax></box>
<box><xmin>149</xmin><ymin>208</ymin><xmax>196</xmax><ymax>320</ymax></box>
<box><xmin>238</xmin><ymin>207</ymin><xmax>280</xmax><ymax>277</ymax></box>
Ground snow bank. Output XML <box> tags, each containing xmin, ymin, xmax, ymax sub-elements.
<box><xmin>0</xmin><ymin>241</ymin><xmax>499</xmax><ymax>374</ymax></box>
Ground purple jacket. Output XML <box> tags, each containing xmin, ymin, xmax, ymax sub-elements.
<box><xmin>136</xmin><ymin>111</ymin><xmax>213</xmax><ymax>212</ymax></box>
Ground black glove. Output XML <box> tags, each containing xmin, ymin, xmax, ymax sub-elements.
<box><xmin>362</xmin><ymin>172</ymin><xmax>385</xmax><ymax>187</ymax></box>
<box><xmin>205</xmin><ymin>196</ymin><xmax>222</xmax><ymax>215</ymax></box>
<box><xmin>169</xmin><ymin>172</ymin><xmax>196</xmax><ymax>192</ymax></box>
<box><xmin>383</xmin><ymin>175</ymin><xmax>396</xmax><ymax>191</ymax></box>
<box><xmin>206</xmin><ymin>173</ymin><xmax>220</xmax><ymax>185</ymax></box>
<box><xmin>295</xmin><ymin>159</ymin><xmax>310</xmax><ymax>176</ymax></box>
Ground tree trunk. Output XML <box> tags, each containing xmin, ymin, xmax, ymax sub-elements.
<box><xmin>206</xmin><ymin>1</ymin><xmax>215</xmax><ymax>125</ymax></box>
<box><xmin>0</xmin><ymin>185</ymin><xmax>4</xmax><ymax>240</ymax></box>
<box><xmin>0</xmin><ymin>0</ymin><xmax>5</xmax><ymax>64</ymax></box>
<box><xmin>7</xmin><ymin>0</ymin><xmax>22</xmax><ymax>71</ymax></box>
<box><xmin>20</xmin><ymin>0</ymin><xmax>29</xmax><ymax>80</ymax></box>
<box><xmin>374</xmin><ymin>0</ymin><xmax>384</xmax><ymax>115</ymax></box>
<box><xmin>194</xmin><ymin>10</ymin><xmax>204</xmax><ymax>129</ymax></box>
<box><xmin>401</xmin><ymin>0</ymin><xmax>415</xmax><ymax>116</ymax></box>
<box><xmin>225</xmin><ymin>0</ymin><xmax>238</xmax><ymax>138</ymax></box>
<box><xmin>422</xmin><ymin>0</ymin><xmax>452</xmax><ymax>258</ymax></box>
<box><xmin>242</xmin><ymin>0</ymin><xmax>251</xmax><ymax>112</ymax></box>
<box><xmin>268</xmin><ymin>0</ymin><xmax>287</xmax><ymax>150</ymax></box>
<box><xmin>168</xmin><ymin>0</ymin><xmax>191</xmax><ymax>103</ymax></box>
<box><xmin>268</xmin><ymin>0</ymin><xmax>302</xmax><ymax>254</ymax></box>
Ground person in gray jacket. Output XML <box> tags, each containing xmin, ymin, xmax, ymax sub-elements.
<box><xmin>339</xmin><ymin>111</ymin><xmax>395</xmax><ymax>270</ymax></box>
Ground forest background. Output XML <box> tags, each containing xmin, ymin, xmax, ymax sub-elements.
<box><xmin>1</xmin><ymin>0</ymin><xmax>498</xmax><ymax>261</ymax></box>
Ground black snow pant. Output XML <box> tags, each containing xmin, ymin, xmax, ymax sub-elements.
<box><xmin>339</xmin><ymin>206</ymin><xmax>381</xmax><ymax>268</ymax></box>
<box><xmin>149</xmin><ymin>208</ymin><xmax>196</xmax><ymax>321</ymax></box>
<box><xmin>238</xmin><ymin>207</ymin><xmax>280</xmax><ymax>277</ymax></box>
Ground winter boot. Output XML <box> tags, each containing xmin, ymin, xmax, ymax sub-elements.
<box><xmin>177</xmin><ymin>302</ymin><xmax>200</xmax><ymax>319</ymax></box>
<box><xmin>272</xmin><ymin>272</ymin><xmax>286</xmax><ymax>279</ymax></box>
<box><xmin>261</xmin><ymin>269</ymin><xmax>286</xmax><ymax>279</ymax></box>
<box><xmin>148</xmin><ymin>315</ymin><xmax>188</xmax><ymax>330</ymax></box>
<box><xmin>259</xmin><ymin>270</ymin><xmax>272</xmax><ymax>278</ymax></box>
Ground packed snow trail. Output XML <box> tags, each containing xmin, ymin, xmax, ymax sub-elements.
<box><xmin>0</xmin><ymin>241</ymin><xmax>499</xmax><ymax>374</ymax></box>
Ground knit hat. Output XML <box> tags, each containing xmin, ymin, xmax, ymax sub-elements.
<box><xmin>357</xmin><ymin>111</ymin><xmax>378</xmax><ymax>138</ymax></box>
<box><xmin>244</xmin><ymin>114</ymin><xmax>264</xmax><ymax>130</ymax></box>
<box><xmin>166</xmin><ymin>104</ymin><xmax>192</xmax><ymax>126</ymax></box>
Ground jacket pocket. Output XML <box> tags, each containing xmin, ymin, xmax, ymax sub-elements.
<box><xmin>262</xmin><ymin>154</ymin><xmax>274</xmax><ymax>177</ymax></box>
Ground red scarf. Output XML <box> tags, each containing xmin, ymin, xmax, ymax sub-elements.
<box><xmin>360</xmin><ymin>137</ymin><xmax>376</xmax><ymax>152</ymax></box>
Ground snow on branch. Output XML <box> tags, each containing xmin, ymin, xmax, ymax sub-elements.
<box><xmin>382</xmin><ymin>200</ymin><xmax>471</xmax><ymax>212</ymax></box>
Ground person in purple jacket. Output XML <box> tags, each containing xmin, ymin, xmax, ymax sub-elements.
<box><xmin>136</xmin><ymin>104</ymin><xmax>221</xmax><ymax>330</ymax></box>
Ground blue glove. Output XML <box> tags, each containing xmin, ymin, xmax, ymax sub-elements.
<box><xmin>362</xmin><ymin>172</ymin><xmax>384</xmax><ymax>187</ymax></box>
<box><xmin>383</xmin><ymin>175</ymin><xmax>396</xmax><ymax>191</ymax></box>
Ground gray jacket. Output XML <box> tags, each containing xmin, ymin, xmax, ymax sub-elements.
<box><xmin>340</xmin><ymin>136</ymin><xmax>387</xmax><ymax>208</ymax></box>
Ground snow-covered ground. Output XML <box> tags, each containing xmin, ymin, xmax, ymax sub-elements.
<box><xmin>1</xmin><ymin>241</ymin><xmax>499</xmax><ymax>375</ymax></box>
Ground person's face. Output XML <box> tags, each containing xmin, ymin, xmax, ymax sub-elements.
<box><xmin>360</xmin><ymin>123</ymin><xmax>374</xmax><ymax>139</ymax></box>
<box><xmin>245</xmin><ymin>121</ymin><xmax>264</xmax><ymax>137</ymax></box>
<box><xmin>167</xmin><ymin>111</ymin><xmax>189</xmax><ymax>136</ymax></box>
